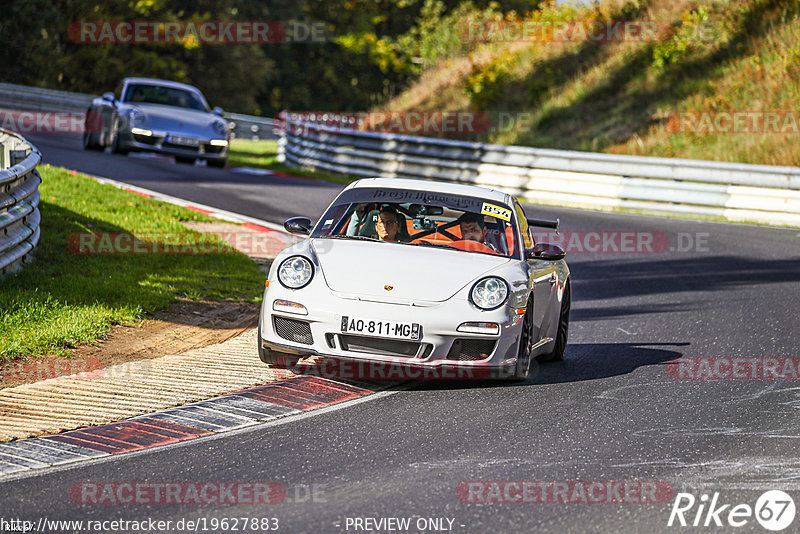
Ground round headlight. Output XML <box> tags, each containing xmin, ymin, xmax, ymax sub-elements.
<box><xmin>212</xmin><ymin>119</ymin><xmax>227</xmax><ymax>136</ymax></box>
<box><xmin>278</xmin><ymin>256</ymin><xmax>314</xmax><ymax>289</ymax></box>
<box><xmin>470</xmin><ymin>277</ymin><xmax>509</xmax><ymax>310</ymax></box>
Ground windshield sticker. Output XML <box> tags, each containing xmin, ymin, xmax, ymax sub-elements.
<box><xmin>361</xmin><ymin>189</ymin><xmax>479</xmax><ymax>210</ymax></box>
<box><xmin>481</xmin><ymin>202</ymin><xmax>511</xmax><ymax>221</ymax></box>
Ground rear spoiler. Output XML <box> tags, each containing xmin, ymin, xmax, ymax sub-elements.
<box><xmin>526</xmin><ymin>217</ymin><xmax>559</xmax><ymax>230</ymax></box>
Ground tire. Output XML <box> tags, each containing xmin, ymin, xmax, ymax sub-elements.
<box><xmin>175</xmin><ymin>156</ymin><xmax>196</xmax><ymax>165</ymax></box>
<box><xmin>207</xmin><ymin>158</ymin><xmax>226</xmax><ymax>168</ymax></box>
<box><xmin>538</xmin><ymin>279</ymin><xmax>571</xmax><ymax>362</ymax></box>
<box><xmin>83</xmin><ymin>109</ymin><xmax>104</xmax><ymax>151</ymax></box>
<box><xmin>83</xmin><ymin>130</ymin><xmax>103</xmax><ymax>151</ymax></box>
<box><xmin>510</xmin><ymin>297</ymin><xmax>534</xmax><ymax>381</ymax></box>
<box><xmin>111</xmin><ymin>123</ymin><xmax>129</xmax><ymax>155</ymax></box>
<box><xmin>257</xmin><ymin>322</ymin><xmax>300</xmax><ymax>368</ymax></box>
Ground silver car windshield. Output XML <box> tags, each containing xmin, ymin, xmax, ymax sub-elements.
<box><xmin>312</xmin><ymin>188</ymin><xmax>520</xmax><ymax>258</ymax></box>
<box><xmin>123</xmin><ymin>84</ymin><xmax>207</xmax><ymax>111</ymax></box>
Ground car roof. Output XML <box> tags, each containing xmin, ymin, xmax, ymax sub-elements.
<box><xmin>347</xmin><ymin>177</ymin><xmax>512</xmax><ymax>205</ymax></box>
<box><xmin>122</xmin><ymin>78</ymin><xmax>202</xmax><ymax>94</ymax></box>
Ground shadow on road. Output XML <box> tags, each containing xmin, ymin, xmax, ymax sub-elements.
<box><xmin>400</xmin><ymin>342</ymin><xmax>688</xmax><ymax>391</ymax></box>
<box><xmin>570</xmin><ymin>256</ymin><xmax>800</xmax><ymax>303</ymax></box>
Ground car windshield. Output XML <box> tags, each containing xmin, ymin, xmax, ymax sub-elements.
<box><xmin>311</xmin><ymin>187</ymin><xmax>520</xmax><ymax>258</ymax></box>
<box><xmin>124</xmin><ymin>84</ymin><xmax>207</xmax><ymax>111</ymax></box>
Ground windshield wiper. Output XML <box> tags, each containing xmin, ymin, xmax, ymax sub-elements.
<box><xmin>321</xmin><ymin>234</ymin><xmax>380</xmax><ymax>242</ymax></box>
<box><xmin>406</xmin><ymin>241</ymin><xmax>452</xmax><ymax>249</ymax></box>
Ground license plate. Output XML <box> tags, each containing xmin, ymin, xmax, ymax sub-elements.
<box><xmin>341</xmin><ymin>316</ymin><xmax>421</xmax><ymax>340</ymax></box>
<box><xmin>167</xmin><ymin>135</ymin><xmax>200</xmax><ymax>147</ymax></box>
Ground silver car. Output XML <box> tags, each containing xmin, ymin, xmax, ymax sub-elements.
<box><xmin>258</xmin><ymin>178</ymin><xmax>571</xmax><ymax>381</ymax></box>
<box><xmin>83</xmin><ymin>77</ymin><xmax>229</xmax><ymax>167</ymax></box>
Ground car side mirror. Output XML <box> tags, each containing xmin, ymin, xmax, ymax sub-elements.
<box><xmin>102</xmin><ymin>92</ymin><xmax>115</xmax><ymax>103</ymax></box>
<box><xmin>284</xmin><ymin>217</ymin><xmax>313</xmax><ymax>235</ymax></box>
<box><xmin>213</xmin><ymin>106</ymin><xmax>224</xmax><ymax>116</ymax></box>
<box><xmin>527</xmin><ymin>243</ymin><xmax>566</xmax><ymax>261</ymax></box>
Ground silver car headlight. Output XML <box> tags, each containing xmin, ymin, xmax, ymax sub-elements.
<box><xmin>127</xmin><ymin>108</ymin><xmax>146</xmax><ymax>126</ymax></box>
<box><xmin>212</xmin><ymin>119</ymin><xmax>227</xmax><ymax>136</ymax></box>
<box><xmin>278</xmin><ymin>256</ymin><xmax>314</xmax><ymax>289</ymax></box>
<box><xmin>470</xmin><ymin>277</ymin><xmax>509</xmax><ymax>310</ymax></box>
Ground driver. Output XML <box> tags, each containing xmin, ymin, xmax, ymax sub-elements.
<box><xmin>375</xmin><ymin>206</ymin><xmax>410</xmax><ymax>242</ymax></box>
<box><xmin>458</xmin><ymin>212</ymin><xmax>497</xmax><ymax>251</ymax></box>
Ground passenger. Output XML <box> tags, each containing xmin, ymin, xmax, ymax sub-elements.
<box><xmin>457</xmin><ymin>212</ymin><xmax>497</xmax><ymax>251</ymax></box>
<box><xmin>346</xmin><ymin>203</ymin><xmax>373</xmax><ymax>236</ymax></box>
<box><xmin>375</xmin><ymin>206</ymin><xmax>409</xmax><ymax>242</ymax></box>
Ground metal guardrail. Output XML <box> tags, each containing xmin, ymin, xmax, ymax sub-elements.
<box><xmin>0</xmin><ymin>129</ymin><xmax>41</xmax><ymax>275</ymax></box>
<box><xmin>0</xmin><ymin>82</ymin><xmax>278</xmax><ymax>141</ymax></box>
<box><xmin>223</xmin><ymin>112</ymin><xmax>278</xmax><ymax>141</ymax></box>
<box><xmin>279</xmin><ymin>119</ymin><xmax>800</xmax><ymax>227</ymax></box>
<box><xmin>0</xmin><ymin>83</ymin><xmax>91</xmax><ymax>112</ymax></box>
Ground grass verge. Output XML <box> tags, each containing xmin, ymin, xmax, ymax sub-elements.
<box><xmin>227</xmin><ymin>139</ymin><xmax>355</xmax><ymax>184</ymax></box>
<box><xmin>0</xmin><ymin>165</ymin><xmax>264</xmax><ymax>364</ymax></box>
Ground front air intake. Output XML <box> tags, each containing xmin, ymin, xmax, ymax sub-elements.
<box><xmin>446</xmin><ymin>339</ymin><xmax>496</xmax><ymax>361</ymax></box>
<box><xmin>339</xmin><ymin>335</ymin><xmax>420</xmax><ymax>358</ymax></box>
<box><xmin>273</xmin><ymin>316</ymin><xmax>313</xmax><ymax>345</ymax></box>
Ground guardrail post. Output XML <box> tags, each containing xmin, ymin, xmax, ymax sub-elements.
<box><xmin>11</xmin><ymin>149</ymin><xmax>28</xmax><ymax>167</ymax></box>
<box><xmin>0</xmin><ymin>139</ymin><xmax>10</xmax><ymax>169</ymax></box>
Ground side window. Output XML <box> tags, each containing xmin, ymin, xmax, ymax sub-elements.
<box><xmin>515</xmin><ymin>201</ymin><xmax>533</xmax><ymax>250</ymax></box>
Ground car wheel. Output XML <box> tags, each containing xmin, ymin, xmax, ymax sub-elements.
<box><xmin>538</xmin><ymin>279</ymin><xmax>570</xmax><ymax>362</ymax></box>
<box><xmin>83</xmin><ymin>109</ymin><xmax>104</xmax><ymax>150</ymax></box>
<box><xmin>111</xmin><ymin>125</ymin><xmax>129</xmax><ymax>155</ymax></box>
<box><xmin>83</xmin><ymin>130</ymin><xmax>103</xmax><ymax>151</ymax></box>
<box><xmin>257</xmin><ymin>324</ymin><xmax>300</xmax><ymax>369</ymax></box>
<box><xmin>207</xmin><ymin>158</ymin><xmax>226</xmax><ymax>168</ymax></box>
<box><xmin>175</xmin><ymin>156</ymin><xmax>196</xmax><ymax>165</ymax></box>
<box><xmin>511</xmin><ymin>297</ymin><xmax>534</xmax><ymax>381</ymax></box>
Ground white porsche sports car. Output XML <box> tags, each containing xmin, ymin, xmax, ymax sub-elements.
<box><xmin>258</xmin><ymin>178</ymin><xmax>570</xmax><ymax>380</ymax></box>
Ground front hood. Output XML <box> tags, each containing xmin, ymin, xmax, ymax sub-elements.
<box><xmin>124</xmin><ymin>103</ymin><xmax>219</xmax><ymax>134</ymax></box>
<box><xmin>310</xmin><ymin>239</ymin><xmax>510</xmax><ymax>302</ymax></box>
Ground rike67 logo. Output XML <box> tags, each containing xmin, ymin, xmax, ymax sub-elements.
<box><xmin>668</xmin><ymin>490</ymin><xmax>796</xmax><ymax>531</ymax></box>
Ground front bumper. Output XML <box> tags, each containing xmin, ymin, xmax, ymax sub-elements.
<box><xmin>259</xmin><ymin>284</ymin><xmax>525</xmax><ymax>380</ymax></box>
<box><xmin>118</xmin><ymin>128</ymin><xmax>228</xmax><ymax>161</ymax></box>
